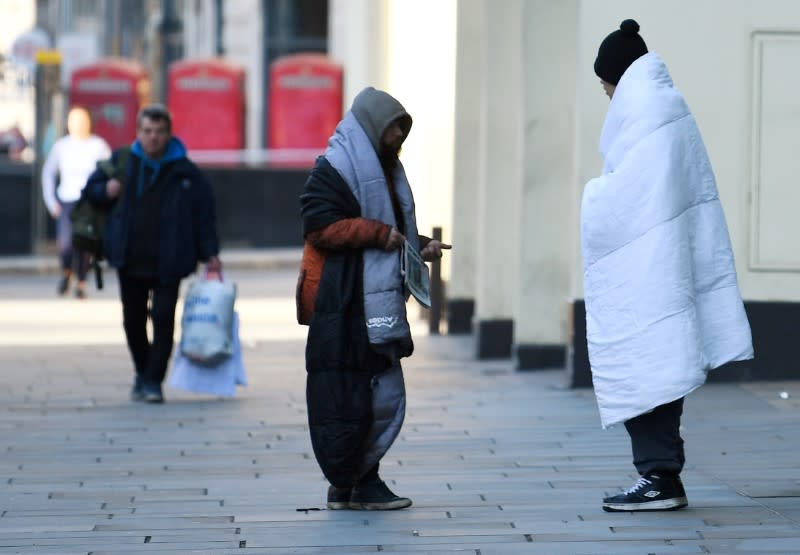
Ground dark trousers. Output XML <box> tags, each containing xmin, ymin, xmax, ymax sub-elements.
<box><xmin>360</xmin><ymin>463</ymin><xmax>379</xmax><ymax>486</ymax></box>
<box><xmin>624</xmin><ymin>397</ymin><xmax>685</xmax><ymax>476</ymax></box>
<box><xmin>118</xmin><ymin>271</ymin><xmax>180</xmax><ymax>385</ymax></box>
<box><xmin>57</xmin><ymin>201</ymin><xmax>89</xmax><ymax>280</ymax></box>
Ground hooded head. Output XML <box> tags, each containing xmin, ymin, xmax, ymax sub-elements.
<box><xmin>350</xmin><ymin>87</ymin><xmax>413</xmax><ymax>157</ymax></box>
<box><xmin>594</xmin><ymin>19</ymin><xmax>648</xmax><ymax>86</ymax></box>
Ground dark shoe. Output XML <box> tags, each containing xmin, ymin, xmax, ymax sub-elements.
<box><xmin>326</xmin><ymin>485</ymin><xmax>352</xmax><ymax>510</ymax></box>
<box><xmin>141</xmin><ymin>383</ymin><xmax>164</xmax><ymax>404</ymax></box>
<box><xmin>603</xmin><ymin>473</ymin><xmax>688</xmax><ymax>512</ymax></box>
<box><xmin>131</xmin><ymin>376</ymin><xmax>144</xmax><ymax>401</ymax></box>
<box><xmin>349</xmin><ymin>479</ymin><xmax>412</xmax><ymax>510</ymax></box>
<box><xmin>57</xmin><ymin>276</ymin><xmax>70</xmax><ymax>296</ymax></box>
<box><xmin>130</xmin><ymin>376</ymin><xmax>145</xmax><ymax>401</ymax></box>
<box><xmin>74</xmin><ymin>287</ymin><xmax>87</xmax><ymax>300</ymax></box>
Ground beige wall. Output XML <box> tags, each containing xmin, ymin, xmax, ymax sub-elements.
<box><xmin>575</xmin><ymin>0</ymin><xmax>800</xmax><ymax>302</ymax></box>
<box><xmin>448</xmin><ymin>0</ymin><xmax>484</xmax><ymax>302</ymax></box>
<box><xmin>329</xmin><ymin>0</ymin><xmax>800</xmax><ymax>357</ymax></box>
<box><xmin>450</xmin><ymin>0</ymin><xmax>578</xmax><ymax>349</ymax></box>
<box><xmin>221</xmin><ymin>0</ymin><xmax>263</xmax><ymax>150</ymax></box>
<box><xmin>385</xmin><ymin>0</ymin><xmax>456</xmax><ymax>246</ymax></box>
<box><xmin>329</xmin><ymin>0</ymin><xmax>457</xmax><ymax>273</ymax></box>
<box><xmin>474</xmin><ymin>0</ymin><xmax>523</xmax><ymax>324</ymax></box>
<box><xmin>517</xmin><ymin>0</ymin><xmax>578</xmax><ymax>346</ymax></box>
<box><xmin>329</xmin><ymin>0</ymin><xmax>390</xmax><ymax>100</ymax></box>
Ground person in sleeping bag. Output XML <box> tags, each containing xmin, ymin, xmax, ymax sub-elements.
<box><xmin>582</xmin><ymin>19</ymin><xmax>753</xmax><ymax>512</ymax></box>
<box><xmin>297</xmin><ymin>87</ymin><xmax>451</xmax><ymax>510</ymax></box>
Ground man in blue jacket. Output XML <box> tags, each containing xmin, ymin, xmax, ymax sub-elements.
<box><xmin>84</xmin><ymin>104</ymin><xmax>221</xmax><ymax>403</ymax></box>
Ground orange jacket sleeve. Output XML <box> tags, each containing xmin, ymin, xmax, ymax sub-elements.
<box><xmin>307</xmin><ymin>217</ymin><xmax>392</xmax><ymax>251</ymax></box>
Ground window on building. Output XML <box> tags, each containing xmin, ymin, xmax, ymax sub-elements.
<box><xmin>265</xmin><ymin>0</ymin><xmax>328</xmax><ymax>57</ymax></box>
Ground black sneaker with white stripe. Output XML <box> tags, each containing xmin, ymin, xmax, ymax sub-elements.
<box><xmin>603</xmin><ymin>473</ymin><xmax>688</xmax><ymax>512</ymax></box>
<box><xmin>349</xmin><ymin>479</ymin><xmax>412</xmax><ymax>510</ymax></box>
<box><xmin>326</xmin><ymin>485</ymin><xmax>352</xmax><ymax>510</ymax></box>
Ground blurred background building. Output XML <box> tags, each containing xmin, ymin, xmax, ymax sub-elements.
<box><xmin>0</xmin><ymin>0</ymin><xmax>37</xmax><ymax>157</ymax></box>
<box><xmin>0</xmin><ymin>0</ymin><xmax>798</xmax><ymax>382</ymax></box>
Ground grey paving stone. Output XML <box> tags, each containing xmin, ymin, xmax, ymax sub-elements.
<box><xmin>697</xmin><ymin>524</ymin><xmax>800</xmax><ymax>540</ymax></box>
<box><xmin>442</xmin><ymin>540</ymin><xmax>708</xmax><ymax>554</ymax></box>
<box><xmin>241</xmin><ymin>531</ymin><xmax>530</xmax><ymax>548</ymax></box>
<box><xmin>701</xmin><ymin>537</ymin><xmax>800</xmax><ymax>553</ymax></box>
<box><xmin>92</xmin><ymin>516</ymin><xmax>236</xmax><ymax>531</ymax></box>
<box><xmin>0</xmin><ymin>269</ymin><xmax>798</xmax><ymax>552</ymax></box>
<box><xmin>0</xmin><ymin>548</ymin><xmax>89</xmax><ymax>554</ymax></box>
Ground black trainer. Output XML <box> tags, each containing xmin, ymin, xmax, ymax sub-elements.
<box><xmin>141</xmin><ymin>383</ymin><xmax>164</xmax><ymax>404</ymax></box>
<box><xmin>130</xmin><ymin>376</ymin><xmax>145</xmax><ymax>401</ymax></box>
<box><xmin>57</xmin><ymin>275</ymin><xmax>70</xmax><ymax>296</ymax></box>
<box><xmin>603</xmin><ymin>473</ymin><xmax>688</xmax><ymax>512</ymax></box>
<box><xmin>349</xmin><ymin>479</ymin><xmax>412</xmax><ymax>510</ymax></box>
<box><xmin>326</xmin><ymin>485</ymin><xmax>352</xmax><ymax>510</ymax></box>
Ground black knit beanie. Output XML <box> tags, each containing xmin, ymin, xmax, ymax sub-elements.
<box><xmin>594</xmin><ymin>19</ymin><xmax>648</xmax><ymax>86</ymax></box>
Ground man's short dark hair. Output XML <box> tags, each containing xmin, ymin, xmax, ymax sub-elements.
<box><xmin>137</xmin><ymin>104</ymin><xmax>172</xmax><ymax>132</ymax></box>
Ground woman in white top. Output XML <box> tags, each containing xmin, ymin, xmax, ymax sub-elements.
<box><xmin>41</xmin><ymin>106</ymin><xmax>111</xmax><ymax>298</ymax></box>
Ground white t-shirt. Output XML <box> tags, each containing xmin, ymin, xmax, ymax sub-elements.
<box><xmin>41</xmin><ymin>135</ymin><xmax>112</xmax><ymax>214</ymax></box>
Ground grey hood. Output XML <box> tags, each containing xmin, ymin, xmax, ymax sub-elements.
<box><xmin>350</xmin><ymin>87</ymin><xmax>413</xmax><ymax>154</ymax></box>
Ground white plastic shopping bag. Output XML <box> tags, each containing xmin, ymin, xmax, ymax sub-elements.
<box><xmin>169</xmin><ymin>311</ymin><xmax>247</xmax><ymax>397</ymax></box>
<box><xmin>179</xmin><ymin>276</ymin><xmax>236</xmax><ymax>365</ymax></box>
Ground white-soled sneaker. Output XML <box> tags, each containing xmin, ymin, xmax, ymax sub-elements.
<box><xmin>603</xmin><ymin>473</ymin><xmax>688</xmax><ymax>512</ymax></box>
<box><xmin>326</xmin><ymin>485</ymin><xmax>352</xmax><ymax>510</ymax></box>
<box><xmin>349</xmin><ymin>479</ymin><xmax>412</xmax><ymax>510</ymax></box>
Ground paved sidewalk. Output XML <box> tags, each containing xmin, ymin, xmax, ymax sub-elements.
<box><xmin>0</xmin><ymin>268</ymin><xmax>798</xmax><ymax>554</ymax></box>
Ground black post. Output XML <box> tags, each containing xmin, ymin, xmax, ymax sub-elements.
<box><xmin>33</xmin><ymin>52</ymin><xmax>61</xmax><ymax>254</ymax></box>
<box><xmin>158</xmin><ymin>0</ymin><xmax>183</xmax><ymax>103</ymax></box>
<box><xmin>214</xmin><ymin>0</ymin><xmax>225</xmax><ymax>56</ymax></box>
<box><xmin>428</xmin><ymin>227</ymin><xmax>443</xmax><ymax>334</ymax></box>
<box><xmin>104</xmin><ymin>0</ymin><xmax>122</xmax><ymax>56</ymax></box>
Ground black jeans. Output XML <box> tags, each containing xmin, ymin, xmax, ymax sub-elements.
<box><xmin>118</xmin><ymin>271</ymin><xmax>180</xmax><ymax>385</ymax></box>
<box><xmin>359</xmin><ymin>463</ymin><xmax>380</xmax><ymax>486</ymax></box>
<box><xmin>624</xmin><ymin>397</ymin><xmax>685</xmax><ymax>476</ymax></box>
<box><xmin>57</xmin><ymin>201</ymin><xmax>89</xmax><ymax>280</ymax></box>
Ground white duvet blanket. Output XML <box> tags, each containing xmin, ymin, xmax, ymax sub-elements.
<box><xmin>581</xmin><ymin>53</ymin><xmax>753</xmax><ymax>428</ymax></box>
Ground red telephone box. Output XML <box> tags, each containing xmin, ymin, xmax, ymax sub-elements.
<box><xmin>168</xmin><ymin>59</ymin><xmax>246</xmax><ymax>151</ymax></box>
<box><xmin>268</xmin><ymin>53</ymin><xmax>343</xmax><ymax>149</ymax></box>
<box><xmin>69</xmin><ymin>59</ymin><xmax>150</xmax><ymax>148</ymax></box>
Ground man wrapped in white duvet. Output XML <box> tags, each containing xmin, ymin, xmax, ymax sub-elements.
<box><xmin>582</xmin><ymin>19</ymin><xmax>753</xmax><ymax>512</ymax></box>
